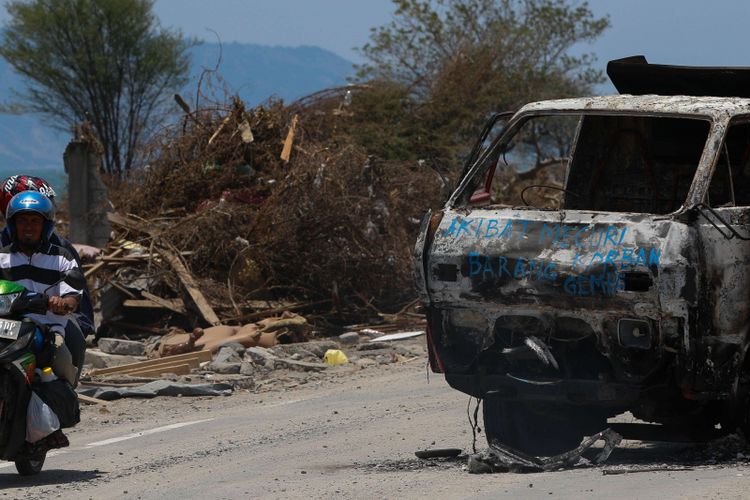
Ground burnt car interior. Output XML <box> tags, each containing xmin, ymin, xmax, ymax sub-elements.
<box><xmin>708</xmin><ymin>119</ymin><xmax>750</xmax><ymax>207</ymax></box>
<box><xmin>468</xmin><ymin>114</ymin><xmax>712</xmax><ymax>214</ymax></box>
<box><xmin>565</xmin><ymin>115</ymin><xmax>709</xmax><ymax>214</ymax></box>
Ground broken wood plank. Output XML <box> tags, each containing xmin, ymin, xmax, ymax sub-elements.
<box><xmin>122</xmin><ymin>299</ymin><xmax>185</xmax><ymax>314</ymax></box>
<box><xmin>124</xmin><ymin>361</ymin><xmax>193</xmax><ymax>376</ymax></box>
<box><xmin>88</xmin><ymin>352</ymin><xmax>211</xmax><ymax>377</ymax></box>
<box><xmin>112</xmin><ymin>357</ymin><xmax>204</xmax><ymax>375</ymax></box>
<box><xmin>78</xmin><ymin>393</ymin><xmax>108</xmax><ymax>405</ymax></box>
<box><xmin>141</xmin><ymin>291</ymin><xmax>186</xmax><ymax>314</ymax></box>
<box><xmin>208</xmin><ymin>112</ymin><xmax>233</xmax><ymax>145</ymax></box>
<box><xmin>156</xmin><ymin>246</ymin><xmax>221</xmax><ymax>326</ymax></box>
<box><xmin>100</xmin><ymin>256</ymin><xmax>148</xmax><ymax>263</ymax></box>
<box><xmin>87</xmin><ymin>350</ymin><xmax>212</xmax><ymax>376</ymax></box>
<box><xmin>108</xmin><ymin>280</ymin><xmax>137</xmax><ymax>299</ymax></box>
<box><xmin>107</xmin><ymin>212</ymin><xmax>159</xmax><ymax>238</ymax></box>
<box><xmin>84</xmin><ymin>247</ymin><xmax>124</xmax><ymax>278</ymax></box>
<box><xmin>280</xmin><ymin>114</ymin><xmax>298</xmax><ymax>162</ymax></box>
<box><xmin>126</xmin><ymin>363</ymin><xmax>192</xmax><ymax>377</ymax></box>
<box><xmin>123</xmin><ymin>299</ymin><xmax>170</xmax><ymax>309</ymax></box>
<box><xmin>237</xmin><ymin>299</ymin><xmax>330</xmax><ymax>322</ymax></box>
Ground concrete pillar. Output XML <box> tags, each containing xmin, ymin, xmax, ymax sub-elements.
<box><xmin>64</xmin><ymin>137</ymin><xmax>111</xmax><ymax>247</ymax></box>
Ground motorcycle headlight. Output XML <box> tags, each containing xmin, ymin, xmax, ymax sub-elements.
<box><xmin>0</xmin><ymin>293</ymin><xmax>20</xmax><ymax>315</ymax></box>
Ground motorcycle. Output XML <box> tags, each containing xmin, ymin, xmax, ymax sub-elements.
<box><xmin>0</xmin><ymin>269</ymin><xmax>86</xmax><ymax>475</ymax></box>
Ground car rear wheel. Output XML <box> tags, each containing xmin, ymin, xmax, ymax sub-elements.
<box><xmin>483</xmin><ymin>396</ymin><xmax>604</xmax><ymax>456</ymax></box>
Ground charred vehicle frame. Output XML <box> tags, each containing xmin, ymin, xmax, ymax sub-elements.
<box><xmin>415</xmin><ymin>57</ymin><xmax>750</xmax><ymax>455</ymax></box>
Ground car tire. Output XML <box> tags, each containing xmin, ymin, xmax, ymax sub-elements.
<box><xmin>482</xmin><ymin>396</ymin><xmax>604</xmax><ymax>456</ymax></box>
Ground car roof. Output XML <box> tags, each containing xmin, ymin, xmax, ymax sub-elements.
<box><xmin>518</xmin><ymin>94</ymin><xmax>750</xmax><ymax>121</ymax></box>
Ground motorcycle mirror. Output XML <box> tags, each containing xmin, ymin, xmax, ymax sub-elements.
<box><xmin>62</xmin><ymin>269</ymin><xmax>86</xmax><ymax>290</ymax></box>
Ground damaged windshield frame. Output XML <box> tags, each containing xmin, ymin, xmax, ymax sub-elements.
<box><xmin>449</xmin><ymin>109</ymin><xmax>717</xmax><ymax>215</ymax></box>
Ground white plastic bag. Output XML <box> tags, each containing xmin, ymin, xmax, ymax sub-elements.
<box><xmin>26</xmin><ymin>391</ymin><xmax>60</xmax><ymax>443</ymax></box>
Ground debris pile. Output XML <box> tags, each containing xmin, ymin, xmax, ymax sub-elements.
<box><xmin>76</xmin><ymin>86</ymin><xmax>438</xmax><ymax>390</ymax></box>
<box><xmin>104</xmin><ymin>89</ymin><xmax>446</xmax><ymax>323</ymax></box>
<box><xmin>468</xmin><ymin>429</ymin><xmax>622</xmax><ymax>473</ymax></box>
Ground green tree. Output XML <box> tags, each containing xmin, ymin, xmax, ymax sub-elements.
<box><xmin>355</xmin><ymin>0</ymin><xmax>609</xmax><ymax>166</ymax></box>
<box><xmin>0</xmin><ymin>0</ymin><xmax>191</xmax><ymax>174</ymax></box>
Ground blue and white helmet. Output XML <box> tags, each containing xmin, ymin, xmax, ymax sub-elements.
<box><xmin>6</xmin><ymin>191</ymin><xmax>55</xmax><ymax>241</ymax></box>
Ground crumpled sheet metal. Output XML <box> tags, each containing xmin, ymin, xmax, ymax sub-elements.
<box><xmin>78</xmin><ymin>380</ymin><xmax>233</xmax><ymax>401</ymax></box>
<box><xmin>468</xmin><ymin>428</ymin><xmax>622</xmax><ymax>474</ymax></box>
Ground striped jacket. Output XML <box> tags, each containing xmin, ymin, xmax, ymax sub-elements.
<box><xmin>0</xmin><ymin>242</ymin><xmax>82</xmax><ymax>331</ymax></box>
<box><xmin>0</xmin><ymin>227</ymin><xmax>95</xmax><ymax>334</ymax></box>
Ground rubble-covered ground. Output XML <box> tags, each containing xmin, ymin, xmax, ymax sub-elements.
<box><xmin>76</xmin><ymin>334</ymin><xmax>430</xmax><ymax>430</ymax></box>
<box><xmin>80</xmin><ymin>328</ymin><xmax>428</xmax><ymax>402</ymax></box>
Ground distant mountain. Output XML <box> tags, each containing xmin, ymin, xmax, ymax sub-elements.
<box><xmin>187</xmin><ymin>43</ymin><xmax>355</xmax><ymax>105</ymax></box>
<box><xmin>0</xmin><ymin>42</ymin><xmax>355</xmax><ymax>175</ymax></box>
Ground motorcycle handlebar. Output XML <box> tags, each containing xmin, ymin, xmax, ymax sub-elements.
<box><xmin>47</xmin><ymin>296</ymin><xmax>75</xmax><ymax>315</ymax></box>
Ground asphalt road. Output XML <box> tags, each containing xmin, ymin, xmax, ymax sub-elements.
<box><xmin>2</xmin><ymin>355</ymin><xmax>750</xmax><ymax>499</ymax></box>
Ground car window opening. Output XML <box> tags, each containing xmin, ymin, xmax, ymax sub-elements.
<box><xmin>467</xmin><ymin>114</ymin><xmax>711</xmax><ymax>214</ymax></box>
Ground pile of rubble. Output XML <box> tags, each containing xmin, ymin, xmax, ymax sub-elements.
<box><xmin>78</xmin><ymin>205</ymin><xmax>427</xmax><ymax>400</ymax></box>
<box><xmin>79</xmin><ymin>327</ymin><xmax>427</xmax><ymax>401</ymax></box>
<box><xmin>104</xmin><ymin>90</ymin><xmax>446</xmax><ymax>318</ymax></box>
<box><xmin>73</xmin><ymin>87</ymin><xmax>442</xmax><ymax>397</ymax></box>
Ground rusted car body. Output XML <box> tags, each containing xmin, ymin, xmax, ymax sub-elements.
<box><xmin>415</xmin><ymin>58</ymin><xmax>750</xmax><ymax>454</ymax></box>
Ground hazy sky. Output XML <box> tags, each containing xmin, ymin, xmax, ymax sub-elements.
<box><xmin>2</xmin><ymin>0</ymin><xmax>750</xmax><ymax>79</ymax></box>
<box><xmin>150</xmin><ymin>0</ymin><xmax>750</xmax><ymax>69</ymax></box>
<box><xmin>153</xmin><ymin>0</ymin><xmax>393</xmax><ymax>62</ymax></box>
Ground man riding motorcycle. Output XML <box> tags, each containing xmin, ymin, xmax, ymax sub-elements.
<box><xmin>0</xmin><ymin>191</ymin><xmax>85</xmax><ymax>451</ymax></box>
<box><xmin>0</xmin><ymin>175</ymin><xmax>95</xmax><ymax>339</ymax></box>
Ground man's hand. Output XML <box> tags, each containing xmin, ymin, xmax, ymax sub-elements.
<box><xmin>49</xmin><ymin>295</ymin><xmax>78</xmax><ymax>315</ymax></box>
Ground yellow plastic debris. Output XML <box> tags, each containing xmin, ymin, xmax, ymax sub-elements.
<box><xmin>323</xmin><ymin>349</ymin><xmax>348</xmax><ymax>366</ymax></box>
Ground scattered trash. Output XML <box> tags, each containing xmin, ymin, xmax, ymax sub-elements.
<box><xmin>468</xmin><ymin>428</ymin><xmax>622</xmax><ymax>474</ymax></box>
<box><xmin>77</xmin><ymin>381</ymin><xmax>233</xmax><ymax>401</ymax></box>
<box><xmin>415</xmin><ymin>448</ymin><xmax>462</xmax><ymax>459</ymax></box>
<box><xmin>150</xmin><ymin>313</ymin><xmax>310</xmax><ymax>357</ymax></box>
<box><xmin>369</xmin><ymin>331</ymin><xmax>425</xmax><ymax>343</ymax></box>
<box><xmin>323</xmin><ymin>349</ymin><xmax>349</xmax><ymax>366</ymax></box>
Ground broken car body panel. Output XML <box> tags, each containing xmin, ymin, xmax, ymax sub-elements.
<box><xmin>416</xmin><ymin>73</ymin><xmax>750</xmax><ymax>432</ymax></box>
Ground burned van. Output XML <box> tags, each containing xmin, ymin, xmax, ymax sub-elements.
<box><xmin>414</xmin><ymin>57</ymin><xmax>750</xmax><ymax>455</ymax></box>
